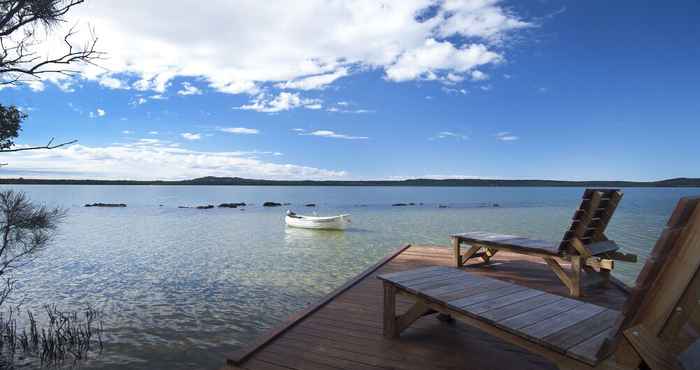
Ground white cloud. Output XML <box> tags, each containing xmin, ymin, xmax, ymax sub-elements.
<box><xmin>0</xmin><ymin>142</ymin><xmax>346</xmax><ymax>180</ymax></box>
<box><xmin>442</xmin><ymin>87</ymin><xmax>467</xmax><ymax>95</ymax></box>
<box><xmin>177</xmin><ymin>82</ymin><xmax>202</xmax><ymax>96</ymax></box>
<box><xmin>219</xmin><ymin>127</ymin><xmax>260</xmax><ymax>135</ymax></box>
<box><xmin>276</xmin><ymin>68</ymin><xmax>348</xmax><ymax>90</ymax></box>
<box><xmin>470</xmin><ymin>70</ymin><xmax>489</xmax><ymax>81</ymax></box>
<box><xmin>181</xmin><ymin>132</ymin><xmax>202</xmax><ymax>140</ymax></box>
<box><xmin>29</xmin><ymin>0</ymin><xmax>529</xmax><ymax>94</ymax></box>
<box><xmin>436</xmin><ymin>0</ymin><xmax>531</xmax><ymax>42</ymax></box>
<box><xmin>27</xmin><ymin>80</ymin><xmax>45</xmax><ymax>92</ymax></box>
<box><xmin>385</xmin><ymin>39</ymin><xmax>502</xmax><ymax>82</ymax></box>
<box><xmin>496</xmin><ymin>131</ymin><xmax>519</xmax><ymax>141</ymax></box>
<box><xmin>97</xmin><ymin>108</ymin><xmax>106</xmax><ymax>117</ymax></box>
<box><xmin>150</xmin><ymin>94</ymin><xmax>167</xmax><ymax>100</ymax></box>
<box><xmin>100</xmin><ymin>76</ymin><xmax>130</xmax><ymax>89</ymax></box>
<box><xmin>149</xmin><ymin>131</ymin><xmax>159</xmax><ymax>135</ymax></box>
<box><xmin>325</xmin><ymin>101</ymin><xmax>374</xmax><ymax>114</ymax></box>
<box><xmin>446</xmin><ymin>73</ymin><xmax>465</xmax><ymax>83</ymax></box>
<box><xmin>300</xmin><ymin>130</ymin><xmax>368</xmax><ymax>140</ymax></box>
<box><xmin>432</xmin><ymin>131</ymin><xmax>468</xmax><ymax>140</ymax></box>
<box><xmin>122</xmin><ymin>130</ymin><xmax>133</xmax><ymax>134</ymax></box>
<box><xmin>237</xmin><ymin>92</ymin><xmax>322</xmax><ymax>113</ymax></box>
<box><xmin>133</xmin><ymin>97</ymin><xmax>148</xmax><ymax>105</ymax></box>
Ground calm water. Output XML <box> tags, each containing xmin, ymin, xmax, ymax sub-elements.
<box><xmin>3</xmin><ymin>185</ymin><xmax>698</xmax><ymax>369</ymax></box>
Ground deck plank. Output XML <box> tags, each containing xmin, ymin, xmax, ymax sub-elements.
<box><xmin>227</xmin><ymin>245</ymin><xmax>628</xmax><ymax>370</ymax></box>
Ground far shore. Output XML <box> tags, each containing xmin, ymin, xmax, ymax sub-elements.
<box><xmin>0</xmin><ymin>176</ymin><xmax>699</xmax><ymax>187</ymax></box>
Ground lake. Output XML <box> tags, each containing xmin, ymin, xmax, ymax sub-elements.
<box><xmin>3</xmin><ymin>185</ymin><xmax>698</xmax><ymax>369</ymax></box>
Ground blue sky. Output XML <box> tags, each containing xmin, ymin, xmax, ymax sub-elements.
<box><xmin>1</xmin><ymin>0</ymin><xmax>698</xmax><ymax>181</ymax></box>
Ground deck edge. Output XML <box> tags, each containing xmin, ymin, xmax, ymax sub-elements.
<box><xmin>225</xmin><ymin>243</ymin><xmax>412</xmax><ymax>366</ymax></box>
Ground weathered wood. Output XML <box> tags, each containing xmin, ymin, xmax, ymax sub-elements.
<box><xmin>519</xmin><ymin>304</ymin><xmax>607</xmax><ymax>340</ymax></box>
<box><xmin>383</xmin><ymin>282</ymin><xmax>398</xmax><ymax>338</ymax></box>
<box><xmin>571</xmin><ymin>237</ymin><xmax>592</xmax><ymax>258</ymax></box>
<box><xmin>448</xmin><ymin>285</ymin><xmax>529</xmax><ymax>310</ymax></box>
<box><xmin>544</xmin><ymin>257</ymin><xmax>576</xmax><ymax>295</ymax></box>
<box><xmin>451</xmin><ymin>189</ymin><xmax>630</xmax><ymax>297</ymax></box>
<box><xmin>395</xmin><ymin>301</ymin><xmax>433</xmax><ymax>334</ymax></box>
<box><xmin>480</xmin><ymin>293</ymin><xmax>565</xmax><ymax>323</ymax></box>
<box><xmin>679</xmin><ymin>338</ymin><xmax>700</xmax><ymax>370</ymax></box>
<box><xmin>231</xmin><ymin>245</ymin><xmax>632</xmax><ymax>370</ymax></box>
<box><xmin>226</xmin><ymin>244</ymin><xmax>412</xmax><ymax>366</ymax></box>
<box><xmin>451</xmin><ymin>236</ymin><xmax>462</xmax><ymax>267</ymax></box>
<box><xmin>463</xmin><ymin>288</ymin><xmax>547</xmax><ymax>315</ymax></box>
<box><xmin>383</xmin><ymin>266</ymin><xmax>623</xmax><ymax>367</ymax></box>
<box><xmin>605</xmin><ymin>197</ymin><xmax>700</xmax><ymax>361</ymax></box>
<box><xmin>607</xmin><ymin>251</ymin><xmax>638</xmax><ymax>263</ymax></box>
<box><xmin>497</xmin><ymin>298</ymin><xmax>583</xmax><ymax>331</ymax></box>
<box><xmin>586</xmin><ymin>257</ymin><xmax>614</xmax><ymax>271</ymax></box>
<box><xmin>601</xmin><ymin>196</ymin><xmax>700</xmax><ymax>366</ymax></box>
<box><xmin>624</xmin><ymin>324</ymin><xmax>682</xmax><ymax>370</ymax></box>
<box><xmin>544</xmin><ymin>309</ymin><xmax>620</xmax><ymax>353</ymax></box>
<box><xmin>452</xmin><ymin>232</ymin><xmax>561</xmax><ymax>256</ymax></box>
<box><xmin>585</xmin><ymin>241</ymin><xmax>620</xmax><ymax>256</ymax></box>
<box><xmin>567</xmin><ymin>329</ymin><xmax>612</xmax><ymax>365</ymax></box>
<box><xmin>572</xmin><ymin>255</ymin><xmax>583</xmax><ymax>297</ymax></box>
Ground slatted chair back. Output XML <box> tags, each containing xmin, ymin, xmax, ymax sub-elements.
<box><xmin>599</xmin><ymin>196</ymin><xmax>700</xmax><ymax>362</ymax></box>
<box><xmin>559</xmin><ymin>189</ymin><xmax>624</xmax><ymax>255</ymax></box>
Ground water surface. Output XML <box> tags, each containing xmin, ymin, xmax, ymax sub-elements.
<box><xmin>4</xmin><ymin>185</ymin><xmax>698</xmax><ymax>369</ymax></box>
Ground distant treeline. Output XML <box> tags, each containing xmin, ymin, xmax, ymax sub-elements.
<box><xmin>0</xmin><ymin>176</ymin><xmax>699</xmax><ymax>187</ymax></box>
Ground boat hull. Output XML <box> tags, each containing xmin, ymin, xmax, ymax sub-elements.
<box><xmin>285</xmin><ymin>214</ymin><xmax>350</xmax><ymax>230</ymax></box>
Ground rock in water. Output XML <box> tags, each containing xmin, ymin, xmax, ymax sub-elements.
<box><xmin>305</xmin><ymin>203</ymin><xmax>316</xmax><ymax>207</ymax></box>
<box><xmin>263</xmin><ymin>202</ymin><xmax>282</xmax><ymax>207</ymax></box>
<box><xmin>85</xmin><ymin>203</ymin><xmax>127</xmax><ymax>207</ymax></box>
<box><xmin>196</xmin><ymin>205</ymin><xmax>215</xmax><ymax>209</ymax></box>
<box><xmin>219</xmin><ymin>202</ymin><xmax>246</xmax><ymax>208</ymax></box>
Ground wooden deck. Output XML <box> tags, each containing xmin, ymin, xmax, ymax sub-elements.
<box><xmin>225</xmin><ymin>245</ymin><xmax>630</xmax><ymax>370</ymax></box>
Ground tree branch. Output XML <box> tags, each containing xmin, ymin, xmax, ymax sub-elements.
<box><xmin>0</xmin><ymin>137</ymin><xmax>77</xmax><ymax>152</ymax></box>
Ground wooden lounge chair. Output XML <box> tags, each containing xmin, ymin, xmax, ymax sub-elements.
<box><xmin>380</xmin><ymin>196</ymin><xmax>700</xmax><ymax>370</ymax></box>
<box><xmin>451</xmin><ymin>188</ymin><xmax>637</xmax><ymax>296</ymax></box>
<box><xmin>624</xmin><ymin>326</ymin><xmax>699</xmax><ymax>370</ymax></box>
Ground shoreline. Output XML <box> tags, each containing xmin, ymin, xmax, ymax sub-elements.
<box><xmin>1</xmin><ymin>176</ymin><xmax>699</xmax><ymax>187</ymax></box>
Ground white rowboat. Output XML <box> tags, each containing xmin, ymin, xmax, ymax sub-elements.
<box><xmin>285</xmin><ymin>211</ymin><xmax>351</xmax><ymax>230</ymax></box>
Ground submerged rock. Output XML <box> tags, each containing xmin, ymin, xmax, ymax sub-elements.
<box><xmin>84</xmin><ymin>203</ymin><xmax>126</xmax><ymax>208</ymax></box>
<box><xmin>263</xmin><ymin>202</ymin><xmax>282</xmax><ymax>207</ymax></box>
<box><xmin>196</xmin><ymin>205</ymin><xmax>215</xmax><ymax>209</ymax></box>
<box><xmin>178</xmin><ymin>206</ymin><xmax>191</xmax><ymax>209</ymax></box>
<box><xmin>392</xmin><ymin>203</ymin><xmax>416</xmax><ymax>207</ymax></box>
<box><xmin>438</xmin><ymin>204</ymin><xmax>449</xmax><ymax>208</ymax></box>
<box><xmin>219</xmin><ymin>202</ymin><xmax>246</xmax><ymax>208</ymax></box>
<box><xmin>493</xmin><ymin>203</ymin><xmax>500</xmax><ymax>207</ymax></box>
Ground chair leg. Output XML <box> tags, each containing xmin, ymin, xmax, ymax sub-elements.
<box><xmin>571</xmin><ymin>256</ymin><xmax>582</xmax><ymax>297</ymax></box>
<box><xmin>544</xmin><ymin>257</ymin><xmax>583</xmax><ymax>297</ymax></box>
<box><xmin>383</xmin><ymin>282</ymin><xmax>398</xmax><ymax>338</ymax></box>
<box><xmin>452</xmin><ymin>237</ymin><xmax>463</xmax><ymax>267</ymax></box>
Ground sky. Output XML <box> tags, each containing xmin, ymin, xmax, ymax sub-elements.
<box><xmin>0</xmin><ymin>0</ymin><xmax>698</xmax><ymax>181</ymax></box>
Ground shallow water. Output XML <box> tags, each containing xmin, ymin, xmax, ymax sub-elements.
<box><xmin>3</xmin><ymin>185</ymin><xmax>698</xmax><ymax>369</ymax></box>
